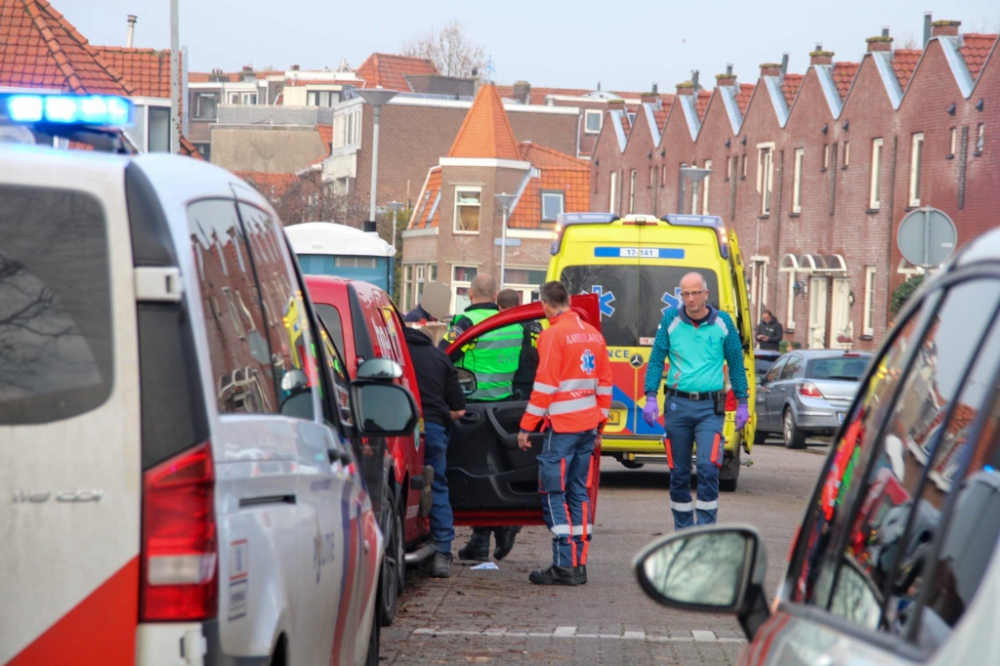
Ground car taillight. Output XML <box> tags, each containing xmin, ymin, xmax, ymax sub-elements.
<box><xmin>798</xmin><ymin>382</ymin><xmax>823</xmax><ymax>398</ymax></box>
<box><xmin>141</xmin><ymin>442</ymin><xmax>217</xmax><ymax>621</ymax></box>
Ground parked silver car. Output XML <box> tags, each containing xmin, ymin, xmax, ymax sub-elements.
<box><xmin>755</xmin><ymin>350</ymin><xmax>871</xmax><ymax>448</ymax></box>
<box><xmin>634</xmin><ymin>226</ymin><xmax>1000</xmax><ymax>665</ymax></box>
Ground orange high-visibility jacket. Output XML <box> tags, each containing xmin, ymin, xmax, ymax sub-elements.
<box><xmin>520</xmin><ymin>310</ymin><xmax>612</xmax><ymax>434</ymax></box>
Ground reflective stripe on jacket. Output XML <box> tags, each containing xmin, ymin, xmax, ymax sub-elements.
<box><xmin>456</xmin><ymin>307</ymin><xmax>522</xmax><ymax>401</ymax></box>
<box><xmin>520</xmin><ymin>310</ymin><xmax>612</xmax><ymax>433</ymax></box>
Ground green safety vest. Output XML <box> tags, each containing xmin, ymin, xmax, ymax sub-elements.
<box><xmin>456</xmin><ymin>307</ymin><xmax>523</xmax><ymax>401</ymax></box>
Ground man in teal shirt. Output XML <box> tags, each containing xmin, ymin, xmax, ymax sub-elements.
<box><xmin>642</xmin><ymin>271</ymin><xmax>750</xmax><ymax>529</ymax></box>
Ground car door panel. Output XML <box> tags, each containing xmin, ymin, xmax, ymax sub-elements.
<box><xmin>447</xmin><ymin>294</ymin><xmax>602</xmax><ymax>526</ymax></box>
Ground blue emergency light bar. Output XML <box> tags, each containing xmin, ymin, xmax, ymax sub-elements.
<box><xmin>2</xmin><ymin>93</ymin><xmax>134</xmax><ymax>128</ymax></box>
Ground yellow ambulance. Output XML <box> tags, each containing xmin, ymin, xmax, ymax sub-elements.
<box><xmin>546</xmin><ymin>213</ymin><xmax>757</xmax><ymax>490</ymax></box>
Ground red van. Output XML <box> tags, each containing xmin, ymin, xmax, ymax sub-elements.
<box><xmin>305</xmin><ymin>276</ymin><xmax>430</xmax><ymax>627</ymax></box>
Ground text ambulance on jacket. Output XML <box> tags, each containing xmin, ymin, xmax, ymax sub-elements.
<box><xmin>520</xmin><ymin>310</ymin><xmax>613</xmax><ymax>433</ymax></box>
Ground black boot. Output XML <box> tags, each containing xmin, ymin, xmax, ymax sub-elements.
<box><xmin>492</xmin><ymin>526</ymin><xmax>522</xmax><ymax>561</ymax></box>
<box><xmin>457</xmin><ymin>528</ymin><xmax>491</xmax><ymax>562</ymax></box>
<box><xmin>576</xmin><ymin>565</ymin><xmax>587</xmax><ymax>585</ymax></box>
<box><xmin>528</xmin><ymin>565</ymin><xmax>581</xmax><ymax>586</ymax></box>
<box><xmin>419</xmin><ymin>551</ymin><xmax>452</xmax><ymax>578</ymax></box>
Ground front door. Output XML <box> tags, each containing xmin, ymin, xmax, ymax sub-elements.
<box><xmin>446</xmin><ymin>294</ymin><xmax>602</xmax><ymax>526</ymax></box>
<box><xmin>830</xmin><ymin>278</ymin><xmax>853</xmax><ymax>349</ymax></box>
<box><xmin>809</xmin><ymin>277</ymin><xmax>828</xmax><ymax>348</ymax></box>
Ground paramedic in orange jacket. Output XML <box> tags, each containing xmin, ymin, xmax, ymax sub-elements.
<box><xmin>517</xmin><ymin>281</ymin><xmax>612</xmax><ymax>586</ymax></box>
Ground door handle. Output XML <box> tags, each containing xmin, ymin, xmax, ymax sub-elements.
<box><xmin>460</xmin><ymin>412</ymin><xmax>481</xmax><ymax>424</ymax></box>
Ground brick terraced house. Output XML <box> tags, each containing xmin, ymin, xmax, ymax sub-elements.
<box><xmin>590</xmin><ymin>17</ymin><xmax>998</xmax><ymax>350</ymax></box>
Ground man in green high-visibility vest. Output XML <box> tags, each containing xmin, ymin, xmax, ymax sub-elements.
<box><xmin>443</xmin><ymin>273</ymin><xmax>525</xmax><ymax>562</ymax></box>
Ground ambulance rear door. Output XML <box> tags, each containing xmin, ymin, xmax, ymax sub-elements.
<box><xmin>725</xmin><ymin>228</ymin><xmax>758</xmax><ymax>448</ymax></box>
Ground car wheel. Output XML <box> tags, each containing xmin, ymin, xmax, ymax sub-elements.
<box><xmin>783</xmin><ymin>409</ymin><xmax>806</xmax><ymax>449</ymax></box>
<box><xmin>365</xmin><ymin>606</ymin><xmax>381</xmax><ymax>666</ymax></box>
<box><xmin>379</xmin><ymin>497</ymin><xmax>404</xmax><ymax>627</ymax></box>
<box><xmin>619</xmin><ymin>459</ymin><xmax>644</xmax><ymax>469</ymax></box>
<box><xmin>753</xmin><ymin>427</ymin><xmax>769</xmax><ymax>445</ymax></box>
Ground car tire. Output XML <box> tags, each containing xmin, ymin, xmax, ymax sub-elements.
<box><xmin>379</xmin><ymin>496</ymin><xmax>404</xmax><ymax>627</ymax></box>
<box><xmin>365</xmin><ymin>606</ymin><xmax>381</xmax><ymax>666</ymax></box>
<box><xmin>783</xmin><ymin>409</ymin><xmax>806</xmax><ymax>449</ymax></box>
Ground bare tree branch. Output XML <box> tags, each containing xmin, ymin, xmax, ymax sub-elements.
<box><xmin>401</xmin><ymin>20</ymin><xmax>487</xmax><ymax>79</ymax></box>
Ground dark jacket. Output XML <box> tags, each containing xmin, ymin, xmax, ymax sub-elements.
<box><xmin>756</xmin><ymin>318</ymin><xmax>783</xmax><ymax>351</ymax></box>
<box><xmin>402</xmin><ymin>304</ymin><xmax>435</xmax><ymax>323</ymax></box>
<box><xmin>404</xmin><ymin>327</ymin><xmax>466</xmax><ymax>428</ymax></box>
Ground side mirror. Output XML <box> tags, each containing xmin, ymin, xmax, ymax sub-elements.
<box><xmin>357</xmin><ymin>357</ymin><xmax>403</xmax><ymax>381</ymax></box>
<box><xmin>280</xmin><ymin>368</ymin><xmax>308</xmax><ymax>392</ymax></box>
<box><xmin>350</xmin><ymin>381</ymin><xmax>419</xmax><ymax>436</ymax></box>
<box><xmin>456</xmin><ymin>367</ymin><xmax>477</xmax><ymax>396</ymax></box>
<box><xmin>633</xmin><ymin>525</ymin><xmax>770</xmax><ymax>640</ymax></box>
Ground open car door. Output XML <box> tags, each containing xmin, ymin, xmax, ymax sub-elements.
<box><xmin>445</xmin><ymin>294</ymin><xmax>602</xmax><ymax>526</ymax></box>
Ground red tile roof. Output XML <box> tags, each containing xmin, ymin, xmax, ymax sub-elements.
<box><xmin>93</xmin><ymin>47</ymin><xmax>175</xmax><ymax>98</ymax></box>
<box><xmin>448</xmin><ymin>83</ymin><xmax>521</xmax><ymax>160</ymax></box>
<box><xmin>619</xmin><ymin>111</ymin><xmax>632</xmax><ymax>137</ymax></box>
<box><xmin>891</xmin><ymin>49</ymin><xmax>922</xmax><ymax>91</ymax></box>
<box><xmin>0</xmin><ymin>0</ymin><xmax>132</xmax><ymax>94</ymax></box>
<box><xmin>509</xmin><ymin>164</ymin><xmax>590</xmax><ymax>230</ymax></box>
<box><xmin>187</xmin><ymin>69</ymin><xmax>281</xmax><ymax>83</ymax></box>
<box><xmin>355</xmin><ymin>53</ymin><xmax>437</xmax><ymax>92</ymax></box>
<box><xmin>408</xmin><ymin>167</ymin><xmax>441</xmax><ymax>230</ymax></box>
<box><xmin>696</xmin><ymin>89</ymin><xmax>711</xmax><ymax>120</ymax></box>
<box><xmin>959</xmin><ymin>34</ymin><xmax>998</xmax><ymax>82</ymax></box>
<box><xmin>234</xmin><ymin>171</ymin><xmax>296</xmax><ymax>199</ymax></box>
<box><xmin>518</xmin><ymin>141</ymin><xmax>588</xmax><ymax>168</ymax></box>
<box><xmin>832</xmin><ymin>62</ymin><xmax>859</xmax><ymax>98</ymax></box>
<box><xmin>781</xmin><ymin>74</ymin><xmax>803</xmax><ymax>107</ymax></box>
<box><xmin>735</xmin><ymin>83</ymin><xmax>754</xmax><ymax>115</ymax></box>
<box><xmin>180</xmin><ymin>135</ymin><xmax>205</xmax><ymax>160</ymax></box>
<box><xmin>317</xmin><ymin>124</ymin><xmax>332</xmax><ymax>153</ymax></box>
<box><xmin>495</xmin><ymin>85</ymin><xmax>673</xmax><ymax>106</ymax></box>
<box><xmin>653</xmin><ymin>103</ymin><xmax>670</xmax><ymax>132</ymax></box>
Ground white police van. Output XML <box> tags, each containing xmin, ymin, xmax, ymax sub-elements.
<box><xmin>0</xmin><ymin>92</ymin><xmax>418</xmax><ymax>666</ymax></box>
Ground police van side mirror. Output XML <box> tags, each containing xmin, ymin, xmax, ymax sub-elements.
<box><xmin>357</xmin><ymin>357</ymin><xmax>403</xmax><ymax>380</ymax></box>
<box><xmin>350</xmin><ymin>382</ymin><xmax>419</xmax><ymax>436</ymax></box>
<box><xmin>456</xmin><ymin>367</ymin><xmax>477</xmax><ymax>396</ymax></box>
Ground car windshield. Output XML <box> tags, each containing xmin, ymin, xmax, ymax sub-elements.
<box><xmin>559</xmin><ymin>264</ymin><xmax>720</xmax><ymax>347</ymax></box>
<box><xmin>806</xmin><ymin>355</ymin><xmax>870</xmax><ymax>381</ymax></box>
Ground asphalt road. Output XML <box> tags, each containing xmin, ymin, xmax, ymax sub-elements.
<box><xmin>382</xmin><ymin>441</ymin><xmax>828</xmax><ymax>665</ymax></box>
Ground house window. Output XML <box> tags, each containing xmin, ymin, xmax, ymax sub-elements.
<box><xmin>843</xmin><ymin>142</ymin><xmax>850</xmax><ymax>167</ymax></box>
<box><xmin>194</xmin><ymin>93</ymin><xmax>218</xmax><ymax>119</ymax></box>
<box><xmin>863</xmin><ymin>266</ymin><xmax>877</xmax><ymax>337</ymax></box>
<box><xmin>792</xmin><ymin>148</ymin><xmax>804</xmax><ymax>214</ymax></box>
<box><xmin>402</xmin><ymin>265</ymin><xmax>413</xmax><ymax>310</ymax></box>
<box><xmin>976</xmin><ymin>124</ymin><xmax>985</xmax><ymax>154</ymax></box>
<box><xmin>741</xmin><ymin>154</ymin><xmax>748</xmax><ymax>179</ymax></box>
<box><xmin>584</xmin><ymin>109</ymin><xmax>602</xmax><ymax>134</ymax></box>
<box><xmin>786</xmin><ymin>272</ymin><xmax>796</xmax><ymax>332</ymax></box>
<box><xmin>822</xmin><ymin>144</ymin><xmax>830</xmax><ymax>170</ymax></box>
<box><xmin>454</xmin><ymin>188</ymin><xmax>481</xmax><ymax>233</ymax></box>
<box><xmin>627</xmin><ymin>112</ymin><xmax>636</xmax><ymax>125</ymax></box>
<box><xmin>228</xmin><ymin>92</ymin><xmax>240</xmax><ymax>105</ymax></box>
<box><xmin>415</xmin><ymin>264</ymin><xmax>426</xmax><ymax>303</ymax></box>
<box><xmin>869</xmin><ymin>138</ymin><xmax>883</xmax><ymax>209</ymax></box>
<box><xmin>452</xmin><ymin>265</ymin><xmax>478</xmax><ymax>312</ymax></box>
<box><xmin>648</xmin><ymin>166</ymin><xmax>655</xmax><ymax>189</ymax></box>
<box><xmin>241</xmin><ymin>92</ymin><xmax>257</xmax><ymax>105</ymax></box>
<box><xmin>758</xmin><ymin>145</ymin><xmax>774</xmax><ymax>215</ymax></box>
<box><xmin>307</xmin><ymin>90</ymin><xmax>335</xmax><ymax>107</ymax></box>
<box><xmin>949</xmin><ymin>127</ymin><xmax>958</xmax><ymax>157</ymax></box>
<box><xmin>909</xmin><ymin>132</ymin><xmax>924</xmax><ymax>207</ymax></box>
<box><xmin>609</xmin><ymin>171</ymin><xmax>618</xmax><ymax>214</ymax></box>
<box><xmin>725</xmin><ymin>156</ymin><xmax>732</xmax><ymax>182</ymax></box>
<box><xmin>541</xmin><ymin>191</ymin><xmax>565</xmax><ymax>222</ymax></box>
<box><xmin>702</xmin><ymin>159</ymin><xmax>712</xmax><ymax>214</ymax></box>
<box><xmin>629</xmin><ymin>169</ymin><xmax>637</xmax><ymax>214</ymax></box>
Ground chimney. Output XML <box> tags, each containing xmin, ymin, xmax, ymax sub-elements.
<box><xmin>126</xmin><ymin>14</ymin><xmax>137</xmax><ymax>48</ymax></box>
<box><xmin>810</xmin><ymin>43</ymin><xmax>834</xmax><ymax>66</ymax></box>
<box><xmin>512</xmin><ymin>80</ymin><xmax>531</xmax><ymax>104</ymax></box>
<box><xmin>866</xmin><ymin>30</ymin><xmax>893</xmax><ymax>52</ymax></box>
<box><xmin>675</xmin><ymin>81</ymin><xmax>695</xmax><ymax>96</ymax></box>
<box><xmin>291</xmin><ymin>64</ymin><xmax>300</xmax><ymax>71</ymax></box>
<box><xmin>691</xmin><ymin>70</ymin><xmax>700</xmax><ymax>92</ymax></box>
<box><xmin>640</xmin><ymin>90</ymin><xmax>658</xmax><ymax>104</ymax></box>
<box><xmin>716</xmin><ymin>65</ymin><xmax>737</xmax><ymax>86</ymax></box>
<box><xmin>923</xmin><ymin>12</ymin><xmax>932</xmax><ymax>47</ymax></box>
<box><xmin>931</xmin><ymin>19</ymin><xmax>961</xmax><ymax>38</ymax></box>
<box><xmin>759</xmin><ymin>62</ymin><xmax>782</xmax><ymax>78</ymax></box>
<box><xmin>652</xmin><ymin>83</ymin><xmax>658</xmax><ymax>94</ymax></box>
<box><xmin>780</xmin><ymin>53</ymin><xmax>789</xmax><ymax>77</ymax></box>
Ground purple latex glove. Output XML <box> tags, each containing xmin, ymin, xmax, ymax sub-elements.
<box><xmin>735</xmin><ymin>402</ymin><xmax>750</xmax><ymax>431</ymax></box>
<box><xmin>642</xmin><ymin>393</ymin><xmax>659</xmax><ymax>428</ymax></box>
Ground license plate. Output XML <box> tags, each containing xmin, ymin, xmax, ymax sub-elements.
<box><xmin>607</xmin><ymin>410</ymin><xmax>622</xmax><ymax>426</ymax></box>
<box><xmin>837</xmin><ymin>412</ymin><xmax>844</xmax><ymax>423</ymax></box>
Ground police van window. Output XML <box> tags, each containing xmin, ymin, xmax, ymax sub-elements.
<box><xmin>236</xmin><ymin>203</ymin><xmax>317</xmax><ymax>421</ymax></box>
<box><xmin>187</xmin><ymin>199</ymin><xmax>277</xmax><ymax>414</ymax></box>
<box><xmin>315</xmin><ymin>303</ymin><xmax>346</xmax><ymax>359</ymax></box>
<box><xmin>0</xmin><ymin>185</ymin><xmax>113</xmax><ymax>424</ymax></box>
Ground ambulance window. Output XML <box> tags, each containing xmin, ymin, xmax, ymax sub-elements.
<box><xmin>559</xmin><ymin>265</ymin><xmax>640</xmax><ymax>347</ymax></box>
<box><xmin>0</xmin><ymin>185</ymin><xmax>113</xmax><ymax>424</ymax></box>
<box><xmin>187</xmin><ymin>199</ymin><xmax>277</xmax><ymax>415</ymax></box>
<box><xmin>237</xmin><ymin>203</ymin><xmax>317</xmax><ymax>421</ymax></box>
<box><xmin>638</xmin><ymin>266</ymin><xmax>719</xmax><ymax>343</ymax></box>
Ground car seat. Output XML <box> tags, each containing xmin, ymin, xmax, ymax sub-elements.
<box><xmin>812</xmin><ymin>362</ymin><xmax>831</xmax><ymax>379</ymax></box>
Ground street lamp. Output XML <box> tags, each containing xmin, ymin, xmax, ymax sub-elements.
<box><xmin>356</xmin><ymin>88</ymin><xmax>399</xmax><ymax>228</ymax></box>
<box><xmin>494</xmin><ymin>193</ymin><xmax>517</xmax><ymax>290</ymax></box>
<box><xmin>678</xmin><ymin>164</ymin><xmax>712</xmax><ymax>214</ymax></box>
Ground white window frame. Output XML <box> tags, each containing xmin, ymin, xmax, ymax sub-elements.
<box><xmin>757</xmin><ymin>143</ymin><xmax>775</xmax><ymax>215</ymax></box>
<box><xmin>792</xmin><ymin>148</ymin><xmax>804</xmax><ymax>214</ymax></box>
<box><xmin>402</xmin><ymin>264</ymin><xmax>413</xmax><ymax>311</ymax></box>
<box><xmin>584</xmin><ymin>109</ymin><xmax>603</xmax><ymax>134</ymax></box>
<box><xmin>451</xmin><ymin>265</ymin><xmax>478</xmax><ymax>313</ymax></box>
<box><xmin>863</xmin><ymin>266</ymin><xmax>877</xmax><ymax>337</ymax></box>
<box><xmin>843</xmin><ymin>141</ymin><xmax>850</xmax><ymax>167</ymax></box>
<box><xmin>785</xmin><ymin>272</ymin><xmax>796</xmax><ymax>331</ymax></box>
<box><xmin>609</xmin><ymin>171</ymin><xmax>618</xmax><ymax>214</ymax></box>
<box><xmin>950</xmin><ymin>127</ymin><xmax>958</xmax><ymax>157</ymax></box>
<box><xmin>541</xmin><ymin>191</ymin><xmax>565</xmax><ymax>222</ymax></box>
<box><xmin>629</xmin><ymin>169</ymin><xmax>637</xmax><ymax>214</ymax></box>
<box><xmin>453</xmin><ymin>187</ymin><xmax>482</xmax><ymax>234</ymax></box>
<box><xmin>909</xmin><ymin>132</ymin><xmax>924</xmax><ymax>207</ymax></box>
<box><xmin>869</xmin><ymin>138</ymin><xmax>883</xmax><ymax>210</ymax></box>
<box><xmin>976</xmin><ymin>123</ymin><xmax>985</xmax><ymax>153</ymax></box>
<box><xmin>702</xmin><ymin>159</ymin><xmax>711</xmax><ymax>214</ymax></box>
<box><xmin>823</xmin><ymin>144</ymin><xmax>830</xmax><ymax>170</ymax></box>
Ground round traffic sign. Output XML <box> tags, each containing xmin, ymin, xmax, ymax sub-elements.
<box><xmin>897</xmin><ymin>207</ymin><xmax>957</xmax><ymax>268</ymax></box>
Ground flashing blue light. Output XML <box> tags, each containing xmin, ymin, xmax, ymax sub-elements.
<box><xmin>3</xmin><ymin>93</ymin><xmax>133</xmax><ymax>128</ymax></box>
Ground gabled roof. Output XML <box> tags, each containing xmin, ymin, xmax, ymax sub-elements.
<box><xmin>891</xmin><ymin>49</ymin><xmax>922</xmax><ymax>91</ymax></box>
<box><xmin>508</xmin><ymin>164</ymin><xmax>589</xmax><ymax>230</ymax></box>
<box><xmin>781</xmin><ymin>74</ymin><xmax>804</xmax><ymax>107</ymax></box>
<box><xmin>407</xmin><ymin>167</ymin><xmax>442</xmax><ymax>230</ymax></box>
<box><xmin>93</xmin><ymin>47</ymin><xmax>175</xmax><ymax>97</ymax></box>
<box><xmin>959</xmin><ymin>34</ymin><xmax>998</xmax><ymax>82</ymax></box>
<box><xmin>447</xmin><ymin>83</ymin><xmax>521</xmax><ymax>160</ymax></box>
<box><xmin>519</xmin><ymin>141</ymin><xmax>588</xmax><ymax>168</ymax></box>
<box><xmin>735</xmin><ymin>83</ymin><xmax>754</xmax><ymax>115</ymax></box>
<box><xmin>832</xmin><ymin>62</ymin><xmax>859</xmax><ymax>97</ymax></box>
<box><xmin>695</xmin><ymin>89</ymin><xmax>711</xmax><ymax>120</ymax></box>
<box><xmin>355</xmin><ymin>53</ymin><xmax>437</xmax><ymax>92</ymax></box>
<box><xmin>653</xmin><ymin>100</ymin><xmax>671</xmax><ymax>132</ymax></box>
<box><xmin>0</xmin><ymin>0</ymin><xmax>132</xmax><ymax>94</ymax></box>
<box><xmin>317</xmin><ymin>124</ymin><xmax>333</xmax><ymax>153</ymax></box>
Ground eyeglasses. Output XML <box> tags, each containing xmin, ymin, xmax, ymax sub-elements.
<box><xmin>679</xmin><ymin>290</ymin><xmax>707</xmax><ymax>298</ymax></box>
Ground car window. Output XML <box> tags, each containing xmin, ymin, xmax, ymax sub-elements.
<box><xmin>187</xmin><ymin>199</ymin><xmax>277</xmax><ymax>414</ymax></box>
<box><xmin>807</xmin><ymin>356</ymin><xmax>870</xmax><ymax>381</ymax></box>
<box><xmin>0</xmin><ymin>185</ymin><xmax>113</xmax><ymax>424</ymax></box>
<box><xmin>318</xmin><ymin>324</ymin><xmax>353</xmax><ymax>428</ymax></box>
<box><xmin>236</xmin><ymin>202</ymin><xmax>317</xmax><ymax>420</ymax></box>
<box><xmin>780</xmin><ymin>355</ymin><xmax>801</xmax><ymax>380</ymax></box>
<box><xmin>314</xmin><ymin>303</ymin><xmax>346</xmax><ymax>359</ymax></box>
<box><xmin>452</xmin><ymin>316</ymin><xmax>540</xmax><ymax>403</ymax></box>
<box><xmin>765</xmin><ymin>357</ymin><xmax>787</xmax><ymax>383</ymax></box>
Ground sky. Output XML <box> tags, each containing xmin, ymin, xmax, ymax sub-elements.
<box><xmin>58</xmin><ymin>0</ymin><xmax>999</xmax><ymax>92</ymax></box>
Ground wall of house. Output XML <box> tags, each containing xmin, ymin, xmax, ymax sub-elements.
<box><xmin>211</xmin><ymin>126</ymin><xmax>328</xmax><ymax>173</ymax></box>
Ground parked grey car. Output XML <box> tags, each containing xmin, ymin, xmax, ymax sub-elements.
<box><xmin>755</xmin><ymin>350</ymin><xmax>871</xmax><ymax>448</ymax></box>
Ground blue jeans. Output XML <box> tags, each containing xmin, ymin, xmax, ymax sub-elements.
<box><xmin>424</xmin><ymin>422</ymin><xmax>454</xmax><ymax>554</ymax></box>
<box><xmin>663</xmin><ymin>396</ymin><xmax>725</xmax><ymax>530</ymax></box>
<box><xmin>538</xmin><ymin>429</ymin><xmax>596</xmax><ymax>568</ymax></box>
